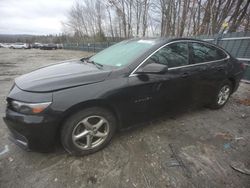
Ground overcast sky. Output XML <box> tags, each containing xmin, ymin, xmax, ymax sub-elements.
<box><xmin>0</xmin><ymin>0</ymin><xmax>74</xmax><ymax>35</ymax></box>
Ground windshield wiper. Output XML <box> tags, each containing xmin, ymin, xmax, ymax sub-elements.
<box><xmin>80</xmin><ymin>58</ymin><xmax>103</xmax><ymax>69</ymax></box>
<box><xmin>88</xmin><ymin>60</ymin><xmax>103</xmax><ymax>69</ymax></box>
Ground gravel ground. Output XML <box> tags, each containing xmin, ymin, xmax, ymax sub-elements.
<box><xmin>0</xmin><ymin>48</ymin><xmax>249</xmax><ymax>188</ymax></box>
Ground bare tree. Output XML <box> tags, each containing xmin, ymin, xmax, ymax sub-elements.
<box><xmin>142</xmin><ymin>0</ymin><xmax>149</xmax><ymax>36</ymax></box>
<box><xmin>228</xmin><ymin>0</ymin><xmax>250</xmax><ymax>32</ymax></box>
<box><xmin>106</xmin><ymin>4</ymin><xmax>115</xmax><ymax>39</ymax></box>
<box><xmin>64</xmin><ymin>0</ymin><xmax>250</xmax><ymax>41</ymax></box>
<box><xmin>134</xmin><ymin>0</ymin><xmax>143</xmax><ymax>36</ymax></box>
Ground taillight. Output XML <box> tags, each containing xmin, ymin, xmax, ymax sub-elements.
<box><xmin>240</xmin><ymin>62</ymin><xmax>246</xmax><ymax>70</ymax></box>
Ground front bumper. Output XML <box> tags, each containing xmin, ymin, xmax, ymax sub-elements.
<box><xmin>3</xmin><ymin>108</ymin><xmax>60</xmax><ymax>152</ymax></box>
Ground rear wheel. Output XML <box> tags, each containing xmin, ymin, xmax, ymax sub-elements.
<box><xmin>61</xmin><ymin>107</ymin><xmax>116</xmax><ymax>155</ymax></box>
<box><xmin>209</xmin><ymin>81</ymin><xmax>232</xmax><ymax>109</ymax></box>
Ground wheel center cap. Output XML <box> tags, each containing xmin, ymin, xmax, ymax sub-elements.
<box><xmin>89</xmin><ymin>130</ymin><xmax>97</xmax><ymax>135</ymax></box>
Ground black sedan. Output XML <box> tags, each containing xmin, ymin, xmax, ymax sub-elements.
<box><xmin>40</xmin><ymin>43</ymin><xmax>57</xmax><ymax>50</ymax></box>
<box><xmin>3</xmin><ymin>38</ymin><xmax>244</xmax><ymax>155</ymax></box>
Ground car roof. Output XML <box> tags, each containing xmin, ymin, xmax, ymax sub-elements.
<box><xmin>168</xmin><ymin>37</ymin><xmax>213</xmax><ymax>44</ymax></box>
<box><xmin>135</xmin><ymin>37</ymin><xmax>227</xmax><ymax>53</ymax></box>
<box><xmin>125</xmin><ymin>37</ymin><xmax>214</xmax><ymax>48</ymax></box>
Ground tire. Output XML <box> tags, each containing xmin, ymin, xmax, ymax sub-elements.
<box><xmin>61</xmin><ymin>107</ymin><xmax>117</xmax><ymax>155</ymax></box>
<box><xmin>209</xmin><ymin>80</ymin><xmax>232</xmax><ymax>109</ymax></box>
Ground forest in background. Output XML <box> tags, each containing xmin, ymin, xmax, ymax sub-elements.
<box><xmin>63</xmin><ymin>0</ymin><xmax>250</xmax><ymax>41</ymax></box>
<box><xmin>1</xmin><ymin>0</ymin><xmax>249</xmax><ymax>43</ymax></box>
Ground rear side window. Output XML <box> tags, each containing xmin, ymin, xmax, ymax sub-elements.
<box><xmin>146</xmin><ymin>42</ymin><xmax>188</xmax><ymax>68</ymax></box>
<box><xmin>190</xmin><ymin>42</ymin><xmax>227</xmax><ymax>64</ymax></box>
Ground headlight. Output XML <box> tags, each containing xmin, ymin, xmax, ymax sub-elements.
<box><xmin>10</xmin><ymin>100</ymin><xmax>51</xmax><ymax>114</ymax></box>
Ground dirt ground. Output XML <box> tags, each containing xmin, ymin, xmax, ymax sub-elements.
<box><xmin>0</xmin><ymin>48</ymin><xmax>249</xmax><ymax>188</ymax></box>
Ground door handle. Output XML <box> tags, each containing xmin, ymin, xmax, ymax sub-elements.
<box><xmin>212</xmin><ymin>65</ymin><xmax>224</xmax><ymax>70</ymax></box>
<box><xmin>200</xmin><ymin>66</ymin><xmax>207</xmax><ymax>71</ymax></box>
<box><xmin>181</xmin><ymin>72</ymin><xmax>189</xmax><ymax>78</ymax></box>
<box><xmin>216</xmin><ymin>66</ymin><xmax>224</xmax><ymax>71</ymax></box>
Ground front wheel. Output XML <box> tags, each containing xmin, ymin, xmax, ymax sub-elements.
<box><xmin>61</xmin><ymin>107</ymin><xmax>117</xmax><ymax>155</ymax></box>
<box><xmin>209</xmin><ymin>81</ymin><xmax>232</xmax><ymax>109</ymax></box>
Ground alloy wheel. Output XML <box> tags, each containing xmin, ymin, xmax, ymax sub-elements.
<box><xmin>72</xmin><ymin>115</ymin><xmax>109</xmax><ymax>150</ymax></box>
<box><xmin>217</xmin><ymin>85</ymin><xmax>230</xmax><ymax>105</ymax></box>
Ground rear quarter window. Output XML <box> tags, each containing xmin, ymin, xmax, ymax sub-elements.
<box><xmin>190</xmin><ymin>42</ymin><xmax>227</xmax><ymax>64</ymax></box>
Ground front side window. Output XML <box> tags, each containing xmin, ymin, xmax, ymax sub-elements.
<box><xmin>190</xmin><ymin>42</ymin><xmax>227</xmax><ymax>64</ymax></box>
<box><xmin>145</xmin><ymin>42</ymin><xmax>188</xmax><ymax>68</ymax></box>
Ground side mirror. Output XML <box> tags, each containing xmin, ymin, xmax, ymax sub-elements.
<box><xmin>137</xmin><ymin>63</ymin><xmax>168</xmax><ymax>74</ymax></box>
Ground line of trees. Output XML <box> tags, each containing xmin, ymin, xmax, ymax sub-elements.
<box><xmin>63</xmin><ymin>0</ymin><xmax>250</xmax><ymax>41</ymax></box>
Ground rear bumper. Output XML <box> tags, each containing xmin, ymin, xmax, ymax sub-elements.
<box><xmin>232</xmin><ymin>71</ymin><xmax>244</xmax><ymax>93</ymax></box>
<box><xmin>3</xmin><ymin>108</ymin><xmax>61</xmax><ymax>152</ymax></box>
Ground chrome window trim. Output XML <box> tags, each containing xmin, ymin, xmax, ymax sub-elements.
<box><xmin>167</xmin><ymin>57</ymin><xmax>229</xmax><ymax>70</ymax></box>
<box><xmin>237</xmin><ymin>58</ymin><xmax>250</xmax><ymax>62</ymax></box>
<box><xmin>129</xmin><ymin>40</ymin><xmax>230</xmax><ymax>77</ymax></box>
<box><xmin>203</xmin><ymin>37</ymin><xmax>250</xmax><ymax>41</ymax></box>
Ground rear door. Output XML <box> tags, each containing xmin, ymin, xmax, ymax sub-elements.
<box><xmin>188</xmin><ymin>42</ymin><xmax>229</xmax><ymax>104</ymax></box>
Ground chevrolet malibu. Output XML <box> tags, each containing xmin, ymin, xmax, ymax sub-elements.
<box><xmin>3</xmin><ymin>38</ymin><xmax>244</xmax><ymax>155</ymax></box>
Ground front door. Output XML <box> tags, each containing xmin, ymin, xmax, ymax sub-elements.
<box><xmin>127</xmin><ymin>42</ymin><xmax>192</xmax><ymax>115</ymax></box>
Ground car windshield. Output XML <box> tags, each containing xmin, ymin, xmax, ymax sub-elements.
<box><xmin>89</xmin><ymin>40</ymin><xmax>155</xmax><ymax>67</ymax></box>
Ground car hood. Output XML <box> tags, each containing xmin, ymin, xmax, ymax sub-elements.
<box><xmin>15</xmin><ymin>60</ymin><xmax>111</xmax><ymax>92</ymax></box>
